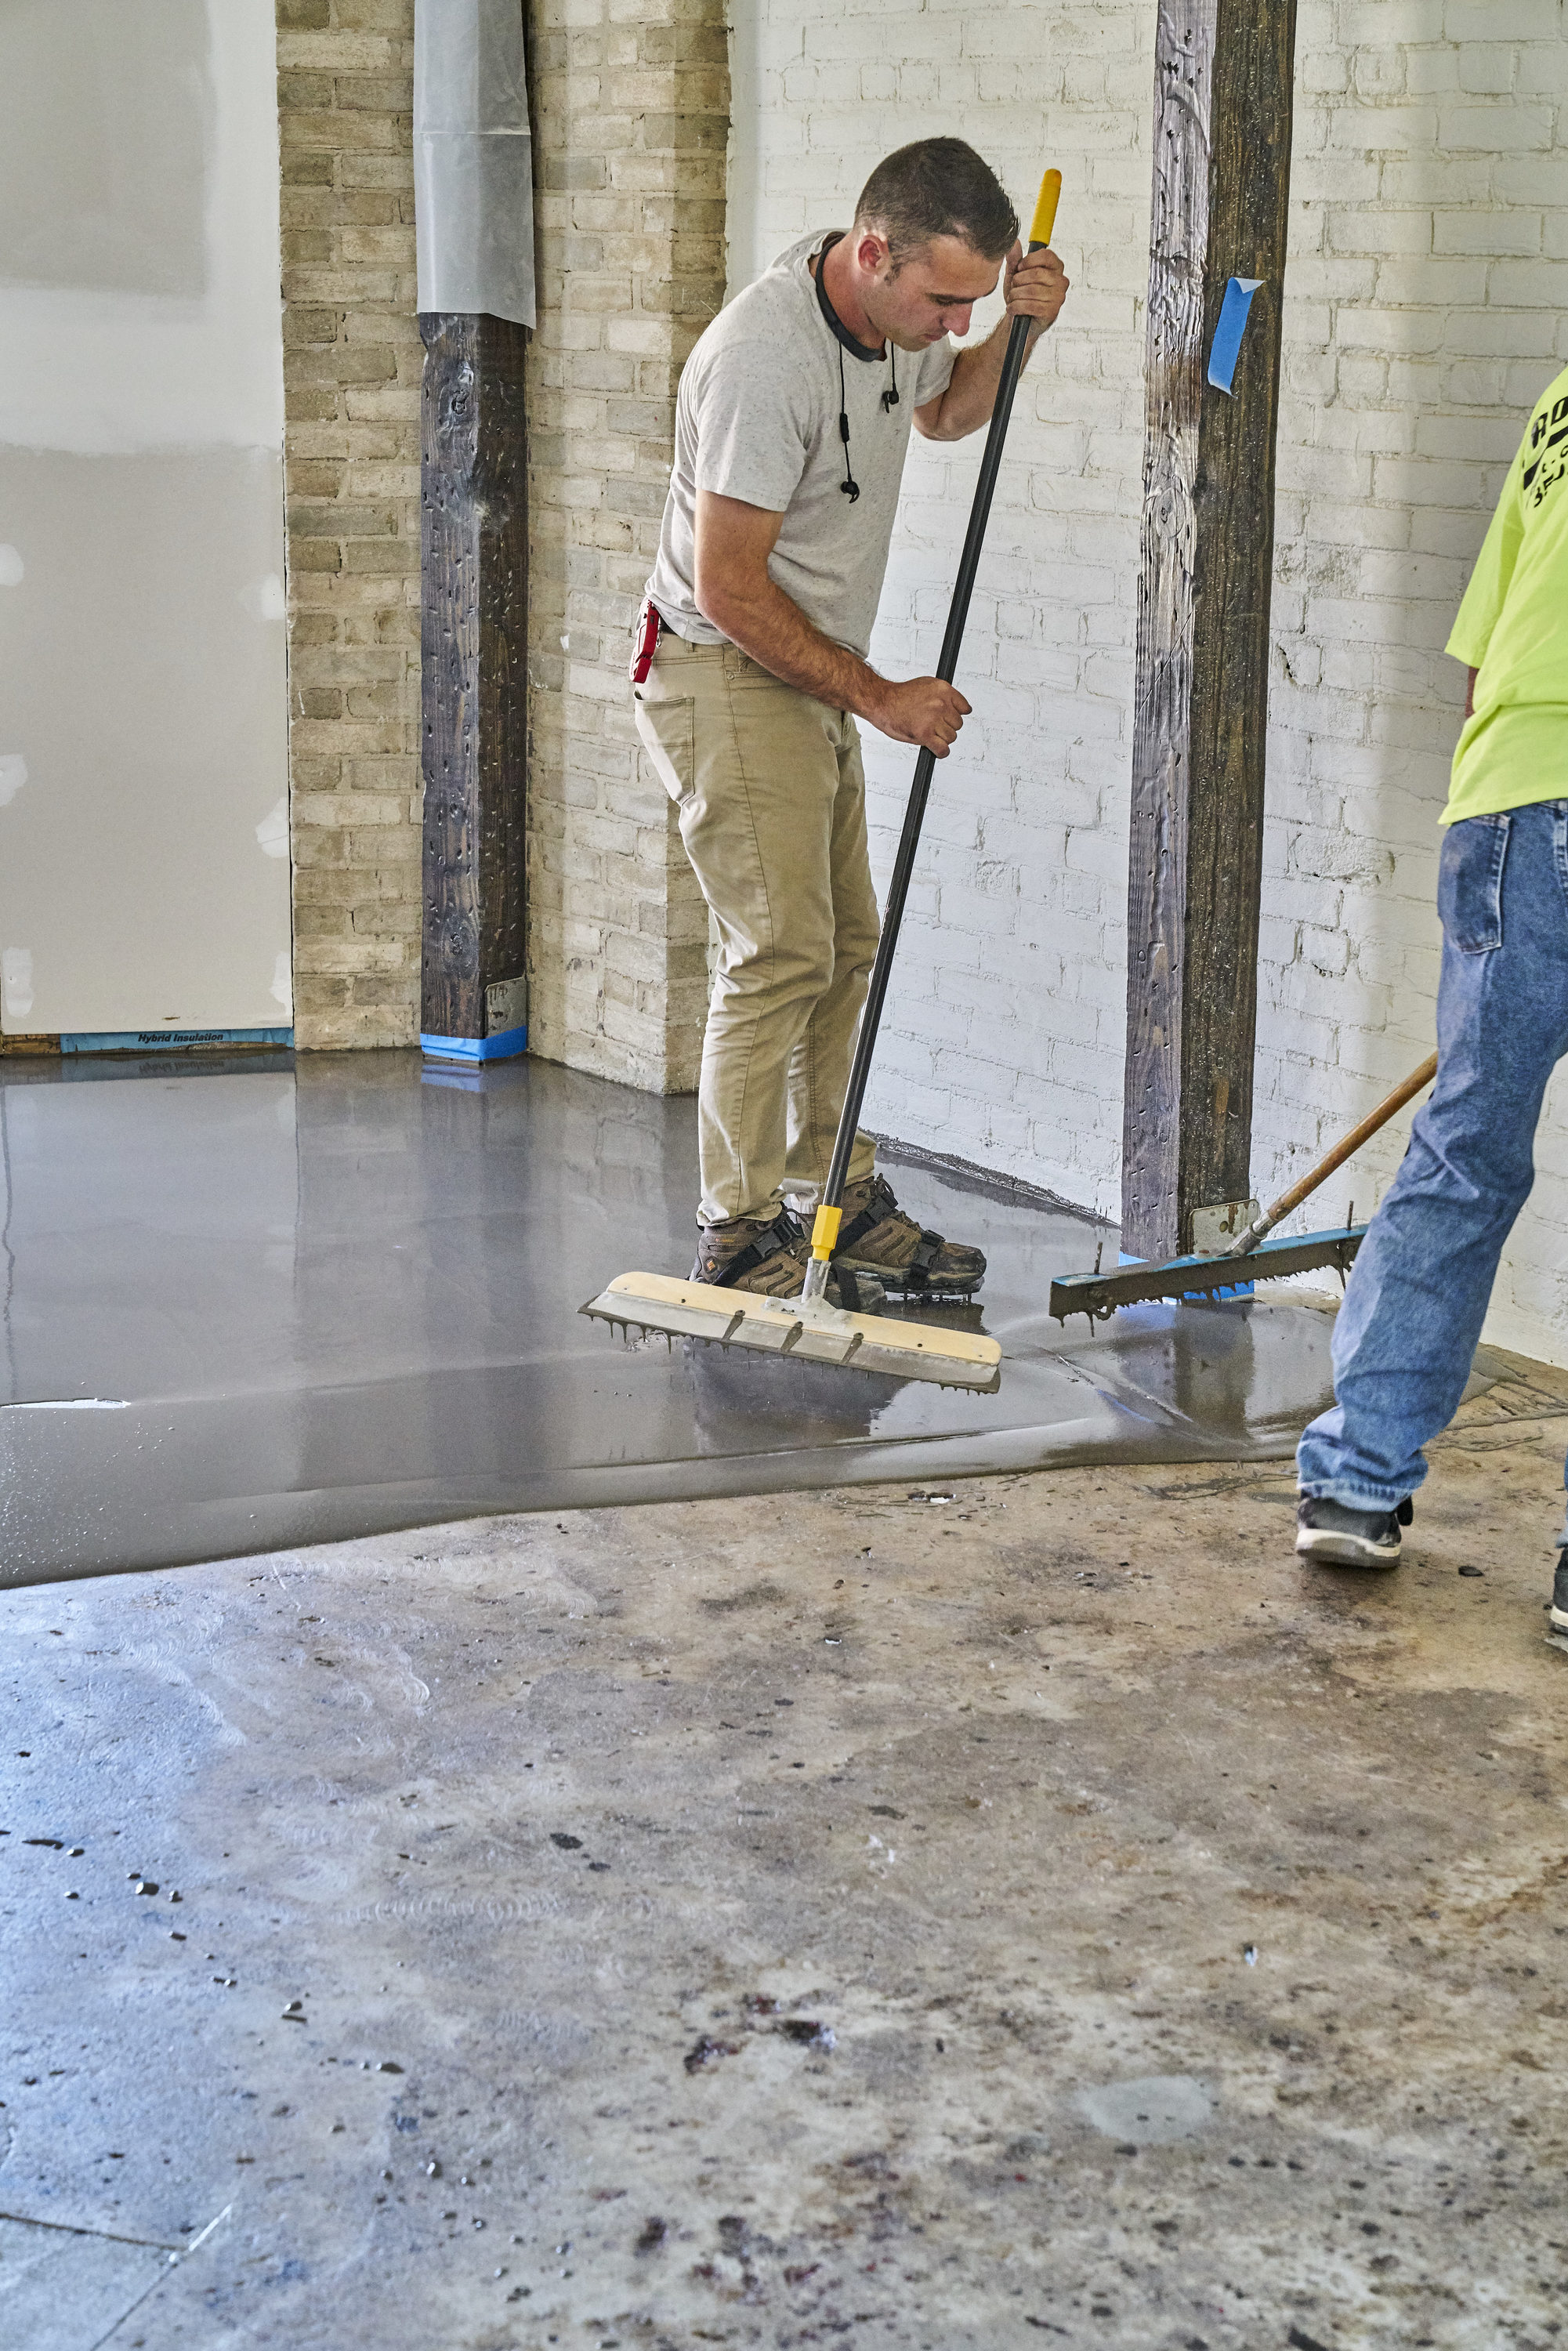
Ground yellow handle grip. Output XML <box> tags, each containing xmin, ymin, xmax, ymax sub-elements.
<box><xmin>809</xmin><ymin>1204</ymin><xmax>842</xmax><ymax>1262</ymax></box>
<box><xmin>1028</xmin><ymin>167</ymin><xmax>1063</xmax><ymax>252</ymax></box>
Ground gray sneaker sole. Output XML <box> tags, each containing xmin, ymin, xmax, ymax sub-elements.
<box><xmin>1295</xmin><ymin>1528</ymin><xmax>1401</xmax><ymax>1569</ymax></box>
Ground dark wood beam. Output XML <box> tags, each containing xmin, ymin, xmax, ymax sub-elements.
<box><xmin>1121</xmin><ymin>0</ymin><xmax>1298</xmax><ymax>1260</ymax></box>
<box><xmin>418</xmin><ymin>312</ymin><xmax>530</xmax><ymax>1056</ymax></box>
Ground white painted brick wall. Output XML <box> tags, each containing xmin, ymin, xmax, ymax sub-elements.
<box><xmin>727</xmin><ymin>0</ymin><xmax>1568</xmax><ymax>1367</ymax></box>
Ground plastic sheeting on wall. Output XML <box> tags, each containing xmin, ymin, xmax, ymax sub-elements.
<box><xmin>414</xmin><ymin>0</ymin><xmax>535</xmax><ymax>327</ymax></box>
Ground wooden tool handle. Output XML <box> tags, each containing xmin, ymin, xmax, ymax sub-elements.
<box><xmin>1228</xmin><ymin>1050</ymin><xmax>1438</xmax><ymax>1257</ymax></box>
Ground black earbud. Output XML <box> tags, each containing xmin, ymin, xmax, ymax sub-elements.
<box><xmin>837</xmin><ymin>345</ymin><xmax>860</xmax><ymax>498</ymax></box>
<box><xmin>839</xmin><ymin>409</ymin><xmax>860</xmax><ymax>499</ymax></box>
<box><xmin>882</xmin><ymin>350</ymin><xmax>899</xmax><ymax>411</ymax></box>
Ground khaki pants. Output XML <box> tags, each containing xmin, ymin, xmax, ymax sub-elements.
<box><xmin>632</xmin><ymin>634</ymin><xmax>880</xmax><ymax>1225</ymax></box>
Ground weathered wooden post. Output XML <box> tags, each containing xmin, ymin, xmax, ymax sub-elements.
<box><xmin>413</xmin><ymin>0</ymin><xmax>534</xmax><ymax>1063</ymax></box>
<box><xmin>1121</xmin><ymin>0</ymin><xmax>1298</xmax><ymax>1259</ymax></box>
<box><xmin>418</xmin><ymin>313</ymin><xmax>530</xmax><ymax>1061</ymax></box>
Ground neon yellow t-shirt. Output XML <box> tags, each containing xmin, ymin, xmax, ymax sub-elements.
<box><xmin>1443</xmin><ymin>364</ymin><xmax>1568</xmax><ymax>824</ymax></box>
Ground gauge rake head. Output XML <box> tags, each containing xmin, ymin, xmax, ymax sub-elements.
<box><xmin>581</xmin><ymin>1271</ymin><xmax>1001</xmax><ymax>1393</ymax></box>
<box><xmin>1047</xmin><ymin>1223</ymin><xmax>1368</xmax><ymax>1324</ymax></box>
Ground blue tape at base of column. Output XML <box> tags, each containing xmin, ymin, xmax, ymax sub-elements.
<box><xmin>419</xmin><ymin>1023</ymin><xmax>528</xmax><ymax>1064</ymax></box>
<box><xmin>1118</xmin><ymin>1249</ymin><xmax>1254</xmax><ymax>1302</ymax></box>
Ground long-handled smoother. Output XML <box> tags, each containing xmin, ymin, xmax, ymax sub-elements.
<box><xmin>1048</xmin><ymin>1050</ymin><xmax>1439</xmax><ymax>1324</ymax></box>
<box><xmin>581</xmin><ymin>165</ymin><xmax>1066</xmax><ymax>1395</ymax></box>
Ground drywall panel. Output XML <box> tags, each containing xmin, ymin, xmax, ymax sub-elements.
<box><xmin>0</xmin><ymin>0</ymin><xmax>212</xmax><ymax>299</ymax></box>
<box><xmin>0</xmin><ymin>0</ymin><xmax>291</xmax><ymax>1037</ymax></box>
<box><xmin>0</xmin><ymin>451</ymin><xmax>292</xmax><ymax>1034</ymax></box>
<box><xmin>0</xmin><ymin>0</ymin><xmax>284</xmax><ymax>454</ymax></box>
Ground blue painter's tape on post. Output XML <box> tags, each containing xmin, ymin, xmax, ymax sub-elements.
<box><xmin>419</xmin><ymin>1023</ymin><xmax>528</xmax><ymax>1064</ymax></box>
<box><xmin>1207</xmin><ymin>277</ymin><xmax>1262</xmax><ymax>395</ymax></box>
<box><xmin>1118</xmin><ymin>1248</ymin><xmax>1254</xmax><ymax>1302</ymax></box>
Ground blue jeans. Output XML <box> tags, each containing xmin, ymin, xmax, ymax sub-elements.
<box><xmin>1298</xmin><ymin>799</ymin><xmax>1568</xmax><ymax>1511</ymax></box>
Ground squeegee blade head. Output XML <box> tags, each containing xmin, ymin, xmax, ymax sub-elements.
<box><xmin>581</xmin><ymin>1273</ymin><xmax>747</xmax><ymax>1347</ymax></box>
<box><xmin>580</xmin><ymin>1272</ymin><xmax>1001</xmax><ymax>1390</ymax></box>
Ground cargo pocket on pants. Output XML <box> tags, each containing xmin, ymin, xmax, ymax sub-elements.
<box><xmin>1438</xmin><ymin>812</ymin><xmax>1509</xmax><ymax>953</ymax></box>
<box><xmin>632</xmin><ymin>690</ymin><xmax>696</xmax><ymax>806</ymax></box>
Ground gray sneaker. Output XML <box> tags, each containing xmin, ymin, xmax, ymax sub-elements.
<box><xmin>1295</xmin><ymin>1494</ymin><xmax>1411</xmax><ymax>1568</ymax></box>
<box><xmin>1548</xmin><ymin>1551</ymin><xmax>1568</xmax><ymax>1650</ymax></box>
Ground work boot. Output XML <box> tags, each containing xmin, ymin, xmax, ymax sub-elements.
<box><xmin>1548</xmin><ymin>1551</ymin><xmax>1568</xmax><ymax>1650</ymax></box>
<box><xmin>827</xmin><ymin>1172</ymin><xmax>986</xmax><ymax>1299</ymax></box>
<box><xmin>690</xmin><ymin>1209</ymin><xmax>885</xmax><ymax>1313</ymax></box>
<box><xmin>1295</xmin><ymin>1493</ymin><xmax>1413</xmax><ymax>1569</ymax></box>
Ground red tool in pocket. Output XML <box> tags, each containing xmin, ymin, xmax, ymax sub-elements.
<box><xmin>629</xmin><ymin>597</ymin><xmax>662</xmax><ymax>686</ymax></box>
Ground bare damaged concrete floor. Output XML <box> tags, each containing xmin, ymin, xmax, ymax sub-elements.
<box><xmin>5</xmin><ymin>1362</ymin><xmax>1568</xmax><ymax>2350</ymax></box>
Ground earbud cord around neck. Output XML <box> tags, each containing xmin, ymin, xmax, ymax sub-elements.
<box><xmin>814</xmin><ymin>232</ymin><xmax>897</xmax><ymax>502</ymax></box>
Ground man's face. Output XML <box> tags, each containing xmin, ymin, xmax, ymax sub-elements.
<box><xmin>857</xmin><ymin>230</ymin><xmax>1003</xmax><ymax>353</ymax></box>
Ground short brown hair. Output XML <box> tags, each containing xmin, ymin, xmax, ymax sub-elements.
<box><xmin>853</xmin><ymin>138</ymin><xmax>1019</xmax><ymax>264</ymax></box>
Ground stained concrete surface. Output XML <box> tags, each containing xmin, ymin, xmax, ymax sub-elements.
<box><xmin>0</xmin><ymin>1050</ymin><xmax>1343</xmax><ymax>1585</ymax></box>
<box><xmin>5</xmin><ymin>1360</ymin><xmax>1568</xmax><ymax>2349</ymax></box>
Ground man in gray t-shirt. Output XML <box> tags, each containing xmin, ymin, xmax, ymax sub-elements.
<box><xmin>646</xmin><ymin>235</ymin><xmax>958</xmax><ymax>664</ymax></box>
<box><xmin>632</xmin><ymin>138</ymin><xmax>1068</xmax><ymax>1306</ymax></box>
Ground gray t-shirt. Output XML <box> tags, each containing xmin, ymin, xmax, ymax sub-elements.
<box><xmin>646</xmin><ymin>232</ymin><xmax>958</xmax><ymax>660</ymax></box>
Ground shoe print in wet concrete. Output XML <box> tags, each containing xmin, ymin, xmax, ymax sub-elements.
<box><xmin>0</xmin><ymin>1048</ymin><xmax>1341</xmax><ymax>1585</ymax></box>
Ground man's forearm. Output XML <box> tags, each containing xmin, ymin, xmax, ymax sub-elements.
<box><xmin>923</xmin><ymin>316</ymin><xmax>1037</xmax><ymax>443</ymax></box>
<box><xmin>698</xmin><ymin>574</ymin><xmax>886</xmax><ymax>724</ymax></box>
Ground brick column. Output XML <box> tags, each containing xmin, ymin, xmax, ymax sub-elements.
<box><xmin>524</xmin><ymin>0</ymin><xmax>727</xmax><ymax>1092</ymax></box>
<box><xmin>276</xmin><ymin>0</ymin><xmax>423</xmax><ymax>1050</ymax></box>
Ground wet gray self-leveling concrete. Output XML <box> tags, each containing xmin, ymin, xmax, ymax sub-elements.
<box><xmin>0</xmin><ymin>1049</ymin><xmax>1339</xmax><ymax>1586</ymax></box>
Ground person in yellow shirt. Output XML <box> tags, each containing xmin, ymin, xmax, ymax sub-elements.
<box><xmin>1444</xmin><ymin>371</ymin><xmax>1568</xmax><ymax>823</ymax></box>
<box><xmin>1296</xmin><ymin>366</ymin><xmax>1568</xmax><ymax>1635</ymax></box>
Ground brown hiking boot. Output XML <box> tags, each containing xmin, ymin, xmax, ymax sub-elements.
<box><xmin>829</xmin><ymin>1173</ymin><xmax>987</xmax><ymax>1299</ymax></box>
<box><xmin>690</xmin><ymin>1208</ymin><xmax>885</xmax><ymax>1313</ymax></box>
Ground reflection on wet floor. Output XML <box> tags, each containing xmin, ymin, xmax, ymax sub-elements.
<box><xmin>0</xmin><ymin>1049</ymin><xmax>1336</xmax><ymax>1584</ymax></box>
